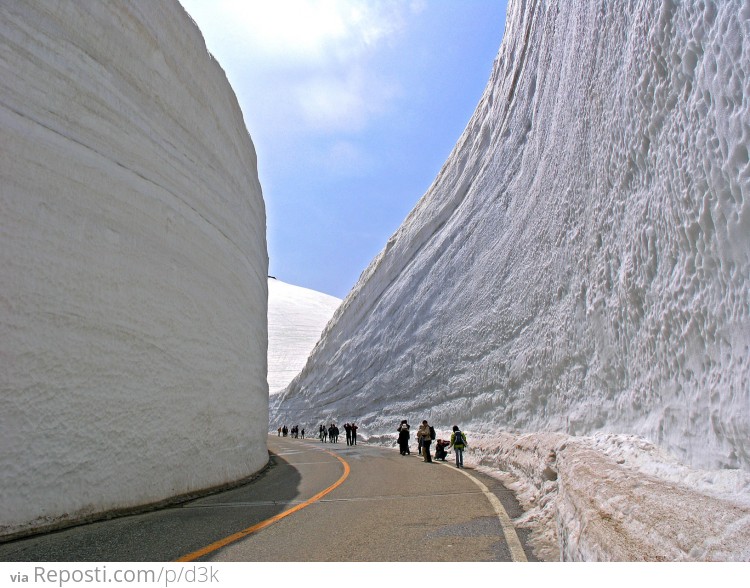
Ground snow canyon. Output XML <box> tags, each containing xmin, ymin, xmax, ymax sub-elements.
<box><xmin>1</xmin><ymin>0</ymin><xmax>749</xmax><ymax>561</ymax></box>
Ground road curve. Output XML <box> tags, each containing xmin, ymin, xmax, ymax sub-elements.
<box><xmin>197</xmin><ymin>436</ymin><xmax>534</xmax><ymax>562</ymax></box>
<box><xmin>0</xmin><ymin>436</ymin><xmax>537</xmax><ymax>562</ymax></box>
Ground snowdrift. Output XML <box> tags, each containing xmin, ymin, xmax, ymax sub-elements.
<box><xmin>1</xmin><ymin>1</ymin><xmax>268</xmax><ymax>539</ymax></box>
<box><xmin>272</xmin><ymin>1</ymin><xmax>749</xmax><ymax>474</ymax></box>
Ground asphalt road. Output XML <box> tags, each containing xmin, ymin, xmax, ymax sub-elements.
<box><xmin>0</xmin><ymin>436</ymin><xmax>538</xmax><ymax>562</ymax></box>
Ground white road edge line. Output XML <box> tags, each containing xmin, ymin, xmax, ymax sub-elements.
<box><xmin>442</xmin><ymin>462</ymin><xmax>528</xmax><ymax>562</ymax></box>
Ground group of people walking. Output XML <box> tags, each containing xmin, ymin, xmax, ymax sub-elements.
<box><xmin>319</xmin><ymin>423</ymin><xmax>338</xmax><ymax>443</ymax></box>
<box><xmin>276</xmin><ymin>422</ymin><xmax>360</xmax><ymax>446</ymax></box>
<box><xmin>397</xmin><ymin>420</ymin><xmax>467</xmax><ymax>468</ymax></box>
<box><xmin>277</xmin><ymin>425</ymin><xmax>305</xmax><ymax>438</ymax></box>
<box><xmin>318</xmin><ymin>422</ymin><xmax>358</xmax><ymax>445</ymax></box>
<box><xmin>276</xmin><ymin>419</ymin><xmax>467</xmax><ymax>468</ymax></box>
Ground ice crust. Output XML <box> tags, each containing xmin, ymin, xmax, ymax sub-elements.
<box><xmin>1</xmin><ymin>1</ymin><xmax>268</xmax><ymax>538</ymax></box>
<box><xmin>272</xmin><ymin>0</ymin><xmax>750</xmax><ymax>560</ymax></box>
<box><xmin>268</xmin><ymin>278</ymin><xmax>341</xmax><ymax>396</ymax></box>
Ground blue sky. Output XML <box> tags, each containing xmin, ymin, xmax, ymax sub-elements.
<box><xmin>178</xmin><ymin>1</ymin><xmax>508</xmax><ymax>299</ymax></box>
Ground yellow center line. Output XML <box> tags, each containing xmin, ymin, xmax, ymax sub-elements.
<box><xmin>175</xmin><ymin>448</ymin><xmax>351</xmax><ymax>562</ymax></box>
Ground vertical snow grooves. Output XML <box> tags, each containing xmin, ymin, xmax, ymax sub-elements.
<box><xmin>504</xmin><ymin>0</ymin><xmax>538</xmax><ymax>110</ymax></box>
<box><xmin>275</xmin><ymin>0</ymin><xmax>749</xmax><ymax>483</ymax></box>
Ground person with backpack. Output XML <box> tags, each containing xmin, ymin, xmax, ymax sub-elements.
<box><xmin>450</xmin><ymin>425</ymin><xmax>467</xmax><ymax>468</ymax></box>
<box><xmin>417</xmin><ymin>420</ymin><xmax>433</xmax><ymax>462</ymax></box>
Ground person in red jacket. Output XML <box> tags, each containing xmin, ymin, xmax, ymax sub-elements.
<box><xmin>434</xmin><ymin>438</ymin><xmax>450</xmax><ymax>461</ymax></box>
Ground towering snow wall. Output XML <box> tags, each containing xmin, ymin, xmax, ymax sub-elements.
<box><xmin>272</xmin><ymin>0</ymin><xmax>750</xmax><ymax>472</ymax></box>
<box><xmin>267</xmin><ymin>279</ymin><xmax>341</xmax><ymax>396</ymax></box>
<box><xmin>0</xmin><ymin>1</ymin><xmax>268</xmax><ymax>539</ymax></box>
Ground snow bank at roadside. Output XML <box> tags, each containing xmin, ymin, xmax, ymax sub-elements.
<box><xmin>364</xmin><ymin>430</ymin><xmax>750</xmax><ymax>561</ymax></box>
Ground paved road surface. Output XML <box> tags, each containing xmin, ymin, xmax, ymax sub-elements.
<box><xmin>0</xmin><ymin>436</ymin><xmax>537</xmax><ymax>562</ymax></box>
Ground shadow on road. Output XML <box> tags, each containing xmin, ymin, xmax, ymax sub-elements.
<box><xmin>0</xmin><ymin>450</ymin><xmax>302</xmax><ymax>562</ymax></box>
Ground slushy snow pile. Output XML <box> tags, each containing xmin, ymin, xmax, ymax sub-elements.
<box><xmin>0</xmin><ymin>0</ymin><xmax>268</xmax><ymax>540</ymax></box>
<box><xmin>272</xmin><ymin>0</ymin><xmax>750</xmax><ymax>560</ymax></box>
<box><xmin>268</xmin><ymin>278</ymin><xmax>341</xmax><ymax>396</ymax></box>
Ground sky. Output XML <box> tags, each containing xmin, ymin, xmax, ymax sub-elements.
<box><xmin>178</xmin><ymin>0</ymin><xmax>508</xmax><ymax>299</ymax></box>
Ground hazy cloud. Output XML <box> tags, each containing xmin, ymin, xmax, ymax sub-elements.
<box><xmin>293</xmin><ymin>68</ymin><xmax>400</xmax><ymax>133</ymax></box>
<box><xmin>180</xmin><ymin>0</ymin><xmax>414</xmax><ymax>136</ymax></box>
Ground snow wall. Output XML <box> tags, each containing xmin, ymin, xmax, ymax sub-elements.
<box><xmin>0</xmin><ymin>1</ymin><xmax>268</xmax><ymax>539</ymax></box>
<box><xmin>272</xmin><ymin>0</ymin><xmax>750</xmax><ymax>472</ymax></box>
<box><xmin>267</xmin><ymin>279</ymin><xmax>341</xmax><ymax>397</ymax></box>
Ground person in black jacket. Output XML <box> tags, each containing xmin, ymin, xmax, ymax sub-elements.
<box><xmin>397</xmin><ymin>420</ymin><xmax>410</xmax><ymax>455</ymax></box>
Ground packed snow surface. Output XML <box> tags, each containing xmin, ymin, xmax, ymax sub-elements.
<box><xmin>267</xmin><ymin>278</ymin><xmax>341</xmax><ymax>395</ymax></box>
<box><xmin>272</xmin><ymin>0</ymin><xmax>750</xmax><ymax>560</ymax></box>
<box><xmin>1</xmin><ymin>0</ymin><xmax>268</xmax><ymax>539</ymax></box>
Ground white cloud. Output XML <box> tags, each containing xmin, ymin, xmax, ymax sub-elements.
<box><xmin>186</xmin><ymin>0</ymin><xmax>406</xmax><ymax>65</ymax></box>
<box><xmin>293</xmin><ymin>68</ymin><xmax>400</xmax><ymax>133</ymax></box>
<box><xmin>180</xmin><ymin>0</ymin><xmax>412</xmax><ymax>136</ymax></box>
